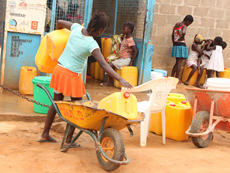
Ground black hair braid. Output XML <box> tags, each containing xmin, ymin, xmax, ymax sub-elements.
<box><xmin>87</xmin><ymin>11</ymin><xmax>109</xmax><ymax>33</ymax></box>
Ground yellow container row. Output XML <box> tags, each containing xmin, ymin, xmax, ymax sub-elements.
<box><xmin>149</xmin><ymin>93</ymin><xmax>193</xmax><ymax>141</ymax></box>
<box><xmin>182</xmin><ymin>65</ymin><xmax>230</xmax><ymax>86</ymax></box>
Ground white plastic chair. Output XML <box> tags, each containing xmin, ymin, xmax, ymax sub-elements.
<box><xmin>122</xmin><ymin>77</ymin><xmax>178</xmax><ymax>146</ymax></box>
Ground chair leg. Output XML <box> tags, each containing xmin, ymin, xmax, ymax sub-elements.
<box><xmin>161</xmin><ymin>110</ymin><xmax>166</xmax><ymax>144</ymax></box>
<box><xmin>146</xmin><ymin>113</ymin><xmax>151</xmax><ymax>137</ymax></box>
<box><xmin>140</xmin><ymin>110</ymin><xmax>150</xmax><ymax>147</ymax></box>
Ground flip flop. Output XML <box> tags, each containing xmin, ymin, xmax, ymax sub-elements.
<box><xmin>64</xmin><ymin>142</ymin><xmax>81</xmax><ymax>148</ymax></box>
<box><xmin>38</xmin><ymin>137</ymin><xmax>57</xmax><ymax>143</ymax></box>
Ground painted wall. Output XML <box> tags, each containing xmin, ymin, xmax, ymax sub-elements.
<box><xmin>152</xmin><ymin>0</ymin><xmax>230</xmax><ymax>77</ymax></box>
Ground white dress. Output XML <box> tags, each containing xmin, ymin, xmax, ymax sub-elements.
<box><xmin>201</xmin><ymin>50</ymin><xmax>213</xmax><ymax>69</ymax></box>
<box><xmin>186</xmin><ymin>44</ymin><xmax>199</xmax><ymax>67</ymax></box>
<box><xmin>207</xmin><ymin>45</ymin><xmax>224</xmax><ymax>72</ymax></box>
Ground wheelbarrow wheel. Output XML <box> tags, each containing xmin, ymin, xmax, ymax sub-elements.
<box><xmin>190</xmin><ymin>111</ymin><xmax>213</xmax><ymax>148</ymax></box>
<box><xmin>96</xmin><ymin>128</ymin><xmax>125</xmax><ymax>171</ymax></box>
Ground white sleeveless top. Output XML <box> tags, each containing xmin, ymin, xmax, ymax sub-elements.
<box><xmin>188</xmin><ymin>44</ymin><xmax>199</xmax><ymax>61</ymax></box>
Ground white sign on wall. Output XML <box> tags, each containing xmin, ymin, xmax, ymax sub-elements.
<box><xmin>5</xmin><ymin>0</ymin><xmax>46</xmax><ymax>34</ymax></box>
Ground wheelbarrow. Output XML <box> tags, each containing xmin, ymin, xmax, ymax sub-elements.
<box><xmin>37</xmin><ymin>84</ymin><xmax>144</xmax><ymax>171</ymax></box>
<box><xmin>185</xmin><ymin>88</ymin><xmax>230</xmax><ymax>148</ymax></box>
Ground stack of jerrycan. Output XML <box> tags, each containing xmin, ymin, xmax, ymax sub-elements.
<box><xmin>149</xmin><ymin>93</ymin><xmax>193</xmax><ymax>141</ymax></box>
<box><xmin>90</xmin><ymin>38</ymin><xmax>112</xmax><ymax>80</ymax></box>
<box><xmin>182</xmin><ymin>65</ymin><xmax>219</xmax><ymax>86</ymax></box>
<box><xmin>94</xmin><ymin>38</ymin><xmax>105</xmax><ymax>80</ymax></box>
<box><xmin>182</xmin><ymin>65</ymin><xmax>208</xmax><ymax>85</ymax></box>
<box><xmin>99</xmin><ymin>38</ymin><xmax>112</xmax><ymax>81</ymax></box>
<box><xmin>35</xmin><ymin>29</ymin><xmax>71</xmax><ymax>73</ymax></box>
<box><xmin>98</xmin><ymin>91</ymin><xmax>138</xmax><ymax>120</ymax></box>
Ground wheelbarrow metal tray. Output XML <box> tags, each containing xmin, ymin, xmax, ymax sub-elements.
<box><xmin>185</xmin><ymin>88</ymin><xmax>230</xmax><ymax>118</ymax></box>
<box><xmin>55</xmin><ymin>100</ymin><xmax>144</xmax><ymax>131</ymax></box>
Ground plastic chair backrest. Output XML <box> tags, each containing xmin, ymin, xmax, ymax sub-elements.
<box><xmin>150</xmin><ymin>78</ymin><xmax>178</xmax><ymax>111</ymax></box>
<box><xmin>122</xmin><ymin>77</ymin><xmax>178</xmax><ymax>111</ymax></box>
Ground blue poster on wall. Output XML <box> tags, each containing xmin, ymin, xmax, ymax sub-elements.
<box><xmin>4</xmin><ymin>32</ymin><xmax>41</xmax><ymax>89</ymax></box>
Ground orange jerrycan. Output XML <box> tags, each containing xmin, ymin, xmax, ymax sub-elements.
<box><xmin>99</xmin><ymin>38</ymin><xmax>111</xmax><ymax>81</ymax></box>
<box><xmin>98</xmin><ymin>92</ymin><xmax>138</xmax><ymax>120</ymax></box>
<box><xmin>114</xmin><ymin>66</ymin><xmax>138</xmax><ymax>88</ymax></box>
<box><xmin>182</xmin><ymin>65</ymin><xmax>198</xmax><ymax>85</ymax></box>
<box><xmin>19</xmin><ymin>66</ymin><xmax>37</xmax><ymax>95</ymax></box>
<box><xmin>46</xmin><ymin>29</ymin><xmax>71</xmax><ymax>61</ymax></box>
<box><xmin>35</xmin><ymin>35</ymin><xmax>57</xmax><ymax>73</ymax></box>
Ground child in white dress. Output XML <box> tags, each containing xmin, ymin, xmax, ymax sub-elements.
<box><xmin>207</xmin><ymin>37</ymin><xmax>225</xmax><ymax>77</ymax></box>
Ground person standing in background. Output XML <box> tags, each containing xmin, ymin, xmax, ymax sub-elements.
<box><xmin>171</xmin><ymin>15</ymin><xmax>194</xmax><ymax>82</ymax></box>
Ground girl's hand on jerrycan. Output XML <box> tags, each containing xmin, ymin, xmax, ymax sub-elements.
<box><xmin>118</xmin><ymin>78</ymin><xmax>133</xmax><ymax>89</ymax></box>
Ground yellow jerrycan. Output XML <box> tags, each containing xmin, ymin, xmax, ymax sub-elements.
<box><xmin>181</xmin><ymin>65</ymin><xmax>198</xmax><ymax>85</ymax></box>
<box><xmin>167</xmin><ymin>93</ymin><xmax>185</xmax><ymax>103</ymax></box>
<box><xmin>19</xmin><ymin>66</ymin><xmax>37</xmax><ymax>95</ymax></box>
<box><xmin>35</xmin><ymin>29</ymin><xmax>70</xmax><ymax>73</ymax></box>
<box><xmin>99</xmin><ymin>38</ymin><xmax>111</xmax><ymax>81</ymax></box>
<box><xmin>114</xmin><ymin>66</ymin><xmax>138</xmax><ymax>88</ymax></box>
<box><xmin>35</xmin><ymin>35</ymin><xmax>57</xmax><ymax>73</ymax></box>
<box><xmin>98</xmin><ymin>92</ymin><xmax>138</xmax><ymax>120</ymax></box>
<box><xmin>149</xmin><ymin>100</ymin><xmax>172</xmax><ymax>135</ymax></box>
<box><xmin>165</xmin><ymin>101</ymin><xmax>192</xmax><ymax>141</ymax></box>
<box><xmin>199</xmin><ymin>69</ymin><xmax>207</xmax><ymax>85</ymax></box>
<box><xmin>46</xmin><ymin>28</ymin><xmax>71</xmax><ymax>61</ymax></box>
<box><xmin>89</xmin><ymin>62</ymin><xmax>95</xmax><ymax>78</ymax></box>
<box><xmin>94</xmin><ymin>38</ymin><xmax>105</xmax><ymax>80</ymax></box>
<box><xmin>220</xmin><ymin>68</ymin><xmax>230</xmax><ymax>78</ymax></box>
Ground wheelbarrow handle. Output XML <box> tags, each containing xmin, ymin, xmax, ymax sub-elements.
<box><xmin>37</xmin><ymin>83</ymin><xmax>55</xmax><ymax>105</ymax></box>
<box><xmin>98</xmin><ymin>146</ymin><xmax>130</xmax><ymax>165</ymax></box>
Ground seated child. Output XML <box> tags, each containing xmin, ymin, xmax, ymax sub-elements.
<box><xmin>207</xmin><ymin>37</ymin><xmax>226</xmax><ymax>77</ymax></box>
<box><xmin>101</xmin><ymin>22</ymin><xmax>138</xmax><ymax>86</ymax></box>
<box><xmin>184</xmin><ymin>34</ymin><xmax>208</xmax><ymax>88</ymax></box>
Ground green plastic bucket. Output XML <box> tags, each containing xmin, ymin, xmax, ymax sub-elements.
<box><xmin>32</xmin><ymin>76</ymin><xmax>54</xmax><ymax>114</ymax></box>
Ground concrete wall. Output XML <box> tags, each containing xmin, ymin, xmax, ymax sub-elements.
<box><xmin>0</xmin><ymin>0</ymin><xmax>6</xmax><ymax>48</ymax></box>
<box><xmin>152</xmin><ymin>0</ymin><xmax>230</xmax><ymax>76</ymax></box>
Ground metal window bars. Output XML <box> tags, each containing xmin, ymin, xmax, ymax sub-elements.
<box><xmin>45</xmin><ymin>0</ymin><xmax>86</xmax><ymax>33</ymax></box>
